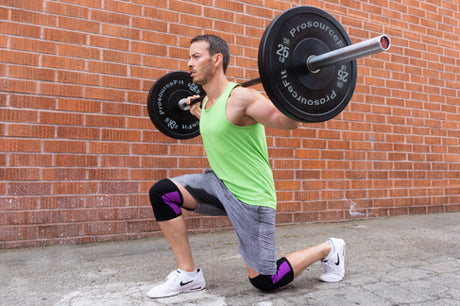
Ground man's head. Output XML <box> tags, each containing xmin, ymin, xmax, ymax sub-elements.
<box><xmin>190</xmin><ymin>35</ymin><xmax>230</xmax><ymax>74</ymax></box>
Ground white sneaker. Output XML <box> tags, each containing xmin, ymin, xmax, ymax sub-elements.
<box><xmin>147</xmin><ymin>269</ymin><xmax>206</xmax><ymax>299</ymax></box>
<box><xmin>320</xmin><ymin>238</ymin><xmax>346</xmax><ymax>282</ymax></box>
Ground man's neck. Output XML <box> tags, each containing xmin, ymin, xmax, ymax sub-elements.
<box><xmin>202</xmin><ymin>74</ymin><xmax>229</xmax><ymax>106</ymax></box>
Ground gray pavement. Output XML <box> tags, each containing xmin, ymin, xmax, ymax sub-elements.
<box><xmin>1</xmin><ymin>212</ymin><xmax>459</xmax><ymax>305</ymax></box>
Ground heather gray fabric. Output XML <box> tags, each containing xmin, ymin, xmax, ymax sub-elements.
<box><xmin>173</xmin><ymin>169</ymin><xmax>277</xmax><ymax>275</ymax></box>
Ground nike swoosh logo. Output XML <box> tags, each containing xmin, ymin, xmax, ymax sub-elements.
<box><xmin>335</xmin><ymin>253</ymin><xmax>340</xmax><ymax>266</ymax></box>
<box><xmin>180</xmin><ymin>280</ymin><xmax>193</xmax><ymax>286</ymax></box>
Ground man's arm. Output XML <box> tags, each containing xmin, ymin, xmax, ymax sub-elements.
<box><xmin>239</xmin><ymin>87</ymin><xmax>298</xmax><ymax>130</ymax></box>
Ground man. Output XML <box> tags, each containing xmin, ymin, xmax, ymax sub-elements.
<box><xmin>147</xmin><ymin>35</ymin><xmax>346</xmax><ymax>299</ymax></box>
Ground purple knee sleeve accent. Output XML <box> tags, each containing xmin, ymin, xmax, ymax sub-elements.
<box><xmin>162</xmin><ymin>191</ymin><xmax>182</xmax><ymax>215</ymax></box>
<box><xmin>271</xmin><ymin>261</ymin><xmax>291</xmax><ymax>284</ymax></box>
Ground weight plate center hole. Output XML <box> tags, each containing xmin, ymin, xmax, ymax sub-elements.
<box><xmin>178</xmin><ymin>98</ymin><xmax>190</xmax><ymax>111</ymax></box>
<box><xmin>170</xmin><ymin>90</ymin><xmax>191</xmax><ymax>112</ymax></box>
<box><xmin>292</xmin><ymin>38</ymin><xmax>335</xmax><ymax>90</ymax></box>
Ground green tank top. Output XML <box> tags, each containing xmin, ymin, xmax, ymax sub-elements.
<box><xmin>200</xmin><ymin>82</ymin><xmax>277</xmax><ymax>209</ymax></box>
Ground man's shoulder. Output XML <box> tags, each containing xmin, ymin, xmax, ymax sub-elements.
<box><xmin>229</xmin><ymin>85</ymin><xmax>260</xmax><ymax>103</ymax></box>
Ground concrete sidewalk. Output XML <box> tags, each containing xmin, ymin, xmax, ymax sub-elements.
<box><xmin>1</xmin><ymin>212</ymin><xmax>459</xmax><ymax>305</ymax></box>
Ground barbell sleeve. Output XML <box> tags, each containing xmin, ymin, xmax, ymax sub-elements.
<box><xmin>307</xmin><ymin>35</ymin><xmax>390</xmax><ymax>72</ymax></box>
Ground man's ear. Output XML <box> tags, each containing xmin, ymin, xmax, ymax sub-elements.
<box><xmin>213</xmin><ymin>53</ymin><xmax>223</xmax><ymax>68</ymax></box>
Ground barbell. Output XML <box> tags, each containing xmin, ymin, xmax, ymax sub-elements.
<box><xmin>147</xmin><ymin>6</ymin><xmax>390</xmax><ymax>139</ymax></box>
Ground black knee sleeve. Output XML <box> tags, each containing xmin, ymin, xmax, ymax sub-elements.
<box><xmin>249</xmin><ymin>257</ymin><xmax>294</xmax><ymax>292</ymax></box>
<box><xmin>149</xmin><ymin>179</ymin><xmax>183</xmax><ymax>221</ymax></box>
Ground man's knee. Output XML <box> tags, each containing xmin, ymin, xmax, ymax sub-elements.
<box><xmin>149</xmin><ymin>179</ymin><xmax>183</xmax><ymax>221</ymax></box>
<box><xmin>249</xmin><ymin>257</ymin><xmax>294</xmax><ymax>292</ymax></box>
<box><xmin>249</xmin><ymin>274</ymin><xmax>276</xmax><ymax>292</ymax></box>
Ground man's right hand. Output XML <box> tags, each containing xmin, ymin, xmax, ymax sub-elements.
<box><xmin>187</xmin><ymin>95</ymin><xmax>202</xmax><ymax>119</ymax></box>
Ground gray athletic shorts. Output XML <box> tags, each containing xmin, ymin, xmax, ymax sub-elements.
<box><xmin>172</xmin><ymin>169</ymin><xmax>277</xmax><ymax>275</ymax></box>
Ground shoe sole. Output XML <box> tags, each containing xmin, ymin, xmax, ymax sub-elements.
<box><xmin>147</xmin><ymin>286</ymin><xmax>205</xmax><ymax>299</ymax></box>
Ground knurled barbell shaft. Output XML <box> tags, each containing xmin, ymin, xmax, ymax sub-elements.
<box><xmin>183</xmin><ymin>35</ymin><xmax>390</xmax><ymax>109</ymax></box>
<box><xmin>178</xmin><ymin>78</ymin><xmax>262</xmax><ymax>109</ymax></box>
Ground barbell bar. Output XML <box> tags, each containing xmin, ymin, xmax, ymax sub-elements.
<box><xmin>180</xmin><ymin>34</ymin><xmax>390</xmax><ymax>110</ymax></box>
<box><xmin>147</xmin><ymin>6</ymin><xmax>391</xmax><ymax>139</ymax></box>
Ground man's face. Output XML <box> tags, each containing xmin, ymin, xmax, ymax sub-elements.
<box><xmin>188</xmin><ymin>41</ymin><xmax>214</xmax><ymax>85</ymax></box>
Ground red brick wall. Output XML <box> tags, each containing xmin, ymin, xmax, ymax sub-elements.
<box><xmin>1</xmin><ymin>0</ymin><xmax>459</xmax><ymax>248</ymax></box>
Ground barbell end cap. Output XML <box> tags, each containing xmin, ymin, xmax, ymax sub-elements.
<box><xmin>379</xmin><ymin>35</ymin><xmax>390</xmax><ymax>51</ymax></box>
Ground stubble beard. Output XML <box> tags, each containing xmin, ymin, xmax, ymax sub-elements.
<box><xmin>192</xmin><ymin>59</ymin><xmax>214</xmax><ymax>85</ymax></box>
